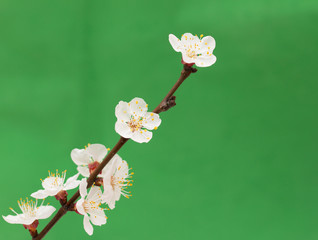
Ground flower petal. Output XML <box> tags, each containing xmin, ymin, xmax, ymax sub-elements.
<box><xmin>87</xmin><ymin>186</ymin><xmax>102</xmax><ymax>202</ymax></box>
<box><xmin>87</xmin><ymin>144</ymin><xmax>108</xmax><ymax>163</ymax></box>
<box><xmin>77</xmin><ymin>166</ymin><xmax>90</xmax><ymax>177</ymax></box>
<box><xmin>193</xmin><ymin>35</ymin><xmax>201</xmax><ymax>44</ymax></box>
<box><xmin>200</xmin><ymin>36</ymin><xmax>216</xmax><ymax>52</ymax></box>
<box><xmin>169</xmin><ymin>34</ymin><xmax>182</xmax><ymax>52</ymax></box>
<box><xmin>115</xmin><ymin>101</ymin><xmax>131</xmax><ymax>122</ymax></box>
<box><xmin>90</xmin><ymin>211</ymin><xmax>106</xmax><ymax>226</ymax></box>
<box><xmin>84</xmin><ymin>215</ymin><xmax>94</xmax><ymax>235</ymax></box>
<box><xmin>36</xmin><ymin>206</ymin><xmax>56</xmax><ymax>220</ymax></box>
<box><xmin>101</xmin><ymin>184</ymin><xmax>114</xmax><ymax>202</ymax></box>
<box><xmin>64</xmin><ymin>181</ymin><xmax>81</xmax><ymax>191</ymax></box>
<box><xmin>131</xmin><ymin>130</ymin><xmax>153</xmax><ymax>143</ymax></box>
<box><xmin>113</xmin><ymin>188</ymin><xmax>122</xmax><ymax>201</ymax></box>
<box><xmin>129</xmin><ymin>97</ymin><xmax>148</xmax><ymax>117</ymax></box>
<box><xmin>117</xmin><ymin>160</ymin><xmax>129</xmax><ymax>176</ymax></box>
<box><xmin>143</xmin><ymin>112</ymin><xmax>161</xmax><ymax>130</ymax></box>
<box><xmin>76</xmin><ymin>198</ymin><xmax>86</xmax><ymax>215</ymax></box>
<box><xmin>183</xmin><ymin>33</ymin><xmax>200</xmax><ymax>50</ymax></box>
<box><xmin>64</xmin><ymin>173</ymin><xmax>81</xmax><ymax>190</ymax></box>
<box><xmin>38</xmin><ymin>186</ymin><xmax>60</xmax><ymax>197</ymax></box>
<box><xmin>115</xmin><ymin>121</ymin><xmax>133</xmax><ymax>139</ymax></box>
<box><xmin>41</xmin><ymin>177</ymin><xmax>62</xmax><ymax>193</ymax></box>
<box><xmin>181</xmin><ymin>33</ymin><xmax>198</xmax><ymax>48</ymax></box>
<box><xmin>71</xmin><ymin>149</ymin><xmax>90</xmax><ymax>166</ymax></box>
<box><xmin>2</xmin><ymin>214</ymin><xmax>29</xmax><ymax>224</ymax></box>
<box><xmin>181</xmin><ymin>33</ymin><xmax>194</xmax><ymax>41</ymax></box>
<box><xmin>108</xmin><ymin>200</ymin><xmax>116</xmax><ymax>210</ymax></box>
<box><xmin>79</xmin><ymin>179</ymin><xmax>88</xmax><ymax>198</ymax></box>
<box><xmin>102</xmin><ymin>185</ymin><xmax>117</xmax><ymax>209</ymax></box>
<box><xmin>195</xmin><ymin>55</ymin><xmax>217</xmax><ymax>67</ymax></box>
<box><xmin>31</xmin><ymin>190</ymin><xmax>49</xmax><ymax>199</ymax></box>
<box><xmin>102</xmin><ymin>174</ymin><xmax>112</xmax><ymax>188</ymax></box>
<box><xmin>103</xmin><ymin>154</ymin><xmax>122</xmax><ymax>178</ymax></box>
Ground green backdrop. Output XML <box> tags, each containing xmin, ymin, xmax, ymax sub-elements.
<box><xmin>1</xmin><ymin>0</ymin><xmax>318</xmax><ymax>239</ymax></box>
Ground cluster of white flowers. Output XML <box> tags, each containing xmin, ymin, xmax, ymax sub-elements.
<box><xmin>3</xmin><ymin>143</ymin><xmax>134</xmax><ymax>236</ymax></box>
<box><xmin>2</xmin><ymin>97</ymin><xmax>156</xmax><ymax>236</ymax></box>
<box><xmin>71</xmin><ymin>144</ymin><xmax>134</xmax><ymax>234</ymax></box>
<box><xmin>2</xmin><ymin>33</ymin><xmax>216</xmax><ymax>238</ymax></box>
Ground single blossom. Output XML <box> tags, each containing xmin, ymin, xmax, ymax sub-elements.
<box><xmin>71</xmin><ymin>144</ymin><xmax>109</xmax><ymax>177</ymax></box>
<box><xmin>102</xmin><ymin>154</ymin><xmax>133</xmax><ymax>209</ymax></box>
<box><xmin>76</xmin><ymin>179</ymin><xmax>107</xmax><ymax>236</ymax></box>
<box><xmin>31</xmin><ymin>170</ymin><xmax>80</xmax><ymax>199</ymax></box>
<box><xmin>115</xmin><ymin>97</ymin><xmax>162</xmax><ymax>143</ymax></box>
<box><xmin>2</xmin><ymin>198</ymin><xmax>55</xmax><ymax>226</ymax></box>
<box><xmin>169</xmin><ymin>33</ymin><xmax>216</xmax><ymax>67</ymax></box>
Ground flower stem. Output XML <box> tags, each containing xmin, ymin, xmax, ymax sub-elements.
<box><xmin>29</xmin><ymin>229</ymin><xmax>38</xmax><ymax>239</ymax></box>
<box><xmin>153</xmin><ymin>64</ymin><xmax>197</xmax><ymax>113</ymax></box>
<box><xmin>33</xmin><ymin>64</ymin><xmax>196</xmax><ymax>240</ymax></box>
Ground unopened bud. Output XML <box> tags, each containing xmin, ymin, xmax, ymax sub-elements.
<box><xmin>94</xmin><ymin>177</ymin><xmax>104</xmax><ymax>186</ymax></box>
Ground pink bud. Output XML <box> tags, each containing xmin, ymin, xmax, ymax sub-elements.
<box><xmin>55</xmin><ymin>190</ymin><xmax>68</xmax><ymax>201</ymax></box>
<box><xmin>88</xmin><ymin>161</ymin><xmax>102</xmax><ymax>175</ymax></box>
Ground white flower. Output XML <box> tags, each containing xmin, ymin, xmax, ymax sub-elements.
<box><xmin>2</xmin><ymin>198</ymin><xmax>55</xmax><ymax>225</ymax></box>
<box><xmin>71</xmin><ymin>144</ymin><xmax>109</xmax><ymax>177</ymax></box>
<box><xmin>76</xmin><ymin>179</ymin><xmax>107</xmax><ymax>236</ymax></box>
<box><xmin>31</xmin><ymin>171</ymin><xmax>80</xmax><ymax>199</ymax></box>
<box><xmin>102</xmin><ymin>155</ymin><xmax>133</xmax><ymax>210</ymax></box>
<box><xmin>115</xmin><ymin>97</ymin><xmax>162</xmax><ymax>143</ymax></box>
<box><xmin>169</xmin><ymin>33</ymin><xmax>216</xmax><ymax>67</ymax></box>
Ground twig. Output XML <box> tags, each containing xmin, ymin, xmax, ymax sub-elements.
<box><xmin>33</xmin><ymin>64</ymin><xmax>196</xmax><ymax>240</ymax></box>
<box><xmin>30</xmin><ymin>229</ymin><xmax>38</xmax><ymax>239</ymax></box>
<box><xmin>153</xmin><ymin>64</ymin><xmax>197</xmax><ymax>113</ymax></box>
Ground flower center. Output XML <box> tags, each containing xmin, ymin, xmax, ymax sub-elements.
<box><xmin>110</xmin><ymin>176</ymin><xmax>116</xmax><ymax>190</ymax></box>
<box><xmin>128</xmin><ymin>118</ymin><xmax>143</xmax><ymax>132</ymax></box>
<box><xmin>18</xmin><ymin>198</ymin><xmax>37</xmax><ymax>218</ymax></box>
<box><xmin>186</xmin><ymin>49</ymin><xmax>197</xmax><ymax>58</ymax></box>
<box><xmin>42</xmin><ymin>170</ymin><xmax>66</xmax><ymax>189</ymax></box>
<box><xmin>109</xmin><ymin>165</ymin><xmax>134</xmax><ymax>199</ymax></box>
<box><xmin>46</xmin><ymin>177</ymin><xmax>64</xmax><ymax>187</ymax></box>
<box><xmin>83</xmin><ymin>200</ymin><xmax>90</xmax><ymax>212</ymax></box>
<box><xmin>83</xmin><ymin>200</ymin><xmax>101</xmax><ymax>213</ymax></box>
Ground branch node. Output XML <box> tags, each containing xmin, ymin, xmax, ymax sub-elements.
<box><xmin>94</xmin><ymin>177</ymin><xmax>103</xmax><ymax>186</ymax></box>
<box><xmin>183</xmin><ymin>64</ymin><xmax>197</xmax><ymax>73</ymax></box>
<box><xmin>67</xmin><ymin>202</ymin><xmax>77</xmax><ymax>212</ymax></box>
<box><xmin>55</xmin><ymin>190</ymin><xmax>68</xmax><ymax>206</ymax></box>
<box><xmin>159</xmin><ymin>95</ymin><xmax>177</xmax><ymax>112</ymax></box>
<box><xmin>191</xmin><ymin>67</ymin><xmax>198</xmax><ymax>73</ymax></box>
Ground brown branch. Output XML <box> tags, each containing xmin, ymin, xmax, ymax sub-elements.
<box><xmin>33</xmin><ymin>64</ymin><xmax>196</xmax><ymax>240</ymax></box>
<box><xmin>153</xmin><ymin>64</ymin><xmax>197</xmax><ymax>114</ymax></box>
<box><xmin>30</xmin><ymin>229</ymin><xmax>38</xmax><ymax>239</ymax></box>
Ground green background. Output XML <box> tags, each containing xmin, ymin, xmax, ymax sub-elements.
<box><xmin>1</xmin><ymin>0</ymin><xmax>317</xmax><ymax>239</ymax></box>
